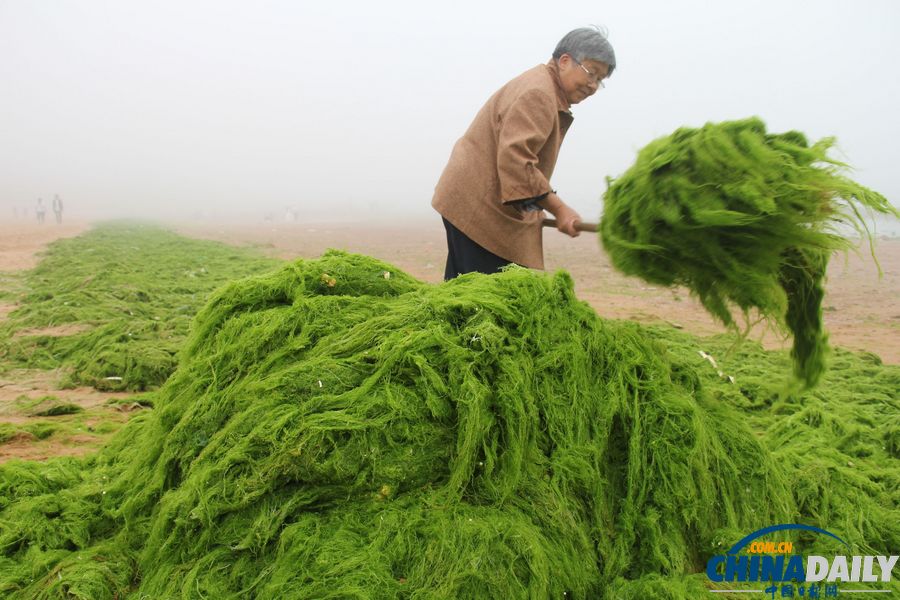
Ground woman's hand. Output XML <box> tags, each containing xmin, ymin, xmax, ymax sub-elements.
<box><xmin>538</xmin><ymin>192</ymin><xmax>582</xmax><ymax>237</ymax></box>
<box><xmin>552</xmin><ymin>204</ymin><xmax>582</xmax><ymax>237</ymax></box>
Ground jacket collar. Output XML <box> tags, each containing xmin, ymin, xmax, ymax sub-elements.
<box><xmin>546</xmin><ymin>59</ymin><xmax>572</xmax><ymax>113</ymax></box>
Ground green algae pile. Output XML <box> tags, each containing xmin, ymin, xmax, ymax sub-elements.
<box><xmin>1</xmin><ymin>247</ymin><xmax>898</xmax><ymax>598</ymax></box>
<box><xmin>600</xmin><ymin>117</ymin><xmax>899</xmax><ymax>389</ymax></box>
<box><xmin>0</xmin><ymin>223</ymin><xmax>278</xmax><ymax>391</ymax></box>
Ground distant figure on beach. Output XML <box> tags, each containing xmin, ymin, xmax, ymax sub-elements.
<box><xmin>52</xmin><ymin>194</ymin><xmax>64</xmax><ymax>224</ymax></box>
<box><xmin>36</xmin><ymin>198</ymin><xmax>46</xmax><ymax>223</ymax></box>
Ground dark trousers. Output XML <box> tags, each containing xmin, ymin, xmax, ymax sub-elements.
<box><xmin>442</xmin><ymin>217</ymin><xmax>514</xmax><ymax>280</ymax></box>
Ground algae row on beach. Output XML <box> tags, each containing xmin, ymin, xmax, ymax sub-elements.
<box><xmin>0</xmin><ymin>224</ymin><xmax>279</xmax><ymax>392</ymax></box>
<box><xmin>0</xmin><ymin>224</ymin><xmax>897</xmax><ymax>598</ymax></box>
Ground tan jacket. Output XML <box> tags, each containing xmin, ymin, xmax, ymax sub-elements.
<box><xmin>432</xmin><ymin>61</ymin><xmax>574</xmax><ymax>269</ymax></box>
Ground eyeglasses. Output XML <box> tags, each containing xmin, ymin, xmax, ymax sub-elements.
<box><xmin>576</xmin><ymin>61</ymin><xmax>606</xmax><ymax>89</ymax></box>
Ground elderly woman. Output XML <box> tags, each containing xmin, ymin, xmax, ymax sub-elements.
<box><xmin>432</xmin><ymin>27</ymin><xmax>616</xmax><ymax>279</ymax></box>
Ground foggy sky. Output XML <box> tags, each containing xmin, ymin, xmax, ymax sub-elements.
<box><xmin>2</xmin><ymin>0</ymin><xmax>898</xmax><ymax>226</ymax></box>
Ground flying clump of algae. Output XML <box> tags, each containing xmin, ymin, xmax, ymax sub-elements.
<box><xmin>600</xmin><ymin>117</ymin><xmax>899</xmax><ymax>389</ymax></box>
<box><xmin>0</xmin><ymin>251</ymin><xmax>805</xmax><ymax>599</ymax></box>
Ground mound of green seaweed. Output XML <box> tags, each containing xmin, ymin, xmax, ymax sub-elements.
<box><xmin>642</xmin><ymin>326</ymin><xmax>900</xmax><ymax>565</ymax></box>
<box><xmin>600</xmin><ymin>117</ymin><xmax>898</xmax><ymax>389</ymax></box>
<box><xmin>0</xmin><ymin>251</ymin><xmax>805</xmax><ymax>599</ymax></box>
<box><xmin>0</xmin><ymin>223</ymin><xmax>278</xmax><ymax>391</ymax></box>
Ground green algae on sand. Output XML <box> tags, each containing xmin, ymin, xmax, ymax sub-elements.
<box><xmin>1</xmin><ymin>248</ymin><xmax>897</xmax><ymax>598</ymax></box>
<box><xmin>0</xmin><ymin>251</ymin><xmax>798</xmax><ymax>598</ymax></box>
<box><xmin>0</xmin><ymin>223</ymin><xmax>279</xmax><ymax>391</ymax></box>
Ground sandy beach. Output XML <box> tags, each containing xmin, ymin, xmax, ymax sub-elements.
<box><xmin>2</xmin><ymin>219</ymin><xmax>897</xmax><ymax>364</ymax></box>
<box><xmin>171</xmin><ymin>219</ymin><xmax>900</xmax><ymax>365</ymax></box>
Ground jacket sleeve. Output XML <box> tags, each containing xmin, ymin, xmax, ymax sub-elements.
<box><xmin>496</xmin><ymin>89</ymin><xmax>557</xmax><ymax>204</ymax></box>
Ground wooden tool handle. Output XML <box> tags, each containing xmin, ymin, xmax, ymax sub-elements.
<box><xmin>542</xmin><ymin>218</ymin><xmax>599</xmax><ymax>233</ymax></box>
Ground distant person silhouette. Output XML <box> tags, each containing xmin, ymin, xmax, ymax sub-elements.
<box><xmin>52</xmin><ymin>194</ymin><xmax>64</xmax><ymax>224</ymax></box>
<box><xmin>36</xmin><ymin>198</ymin><xmax>46</xmax><ymax>223</ymax></box>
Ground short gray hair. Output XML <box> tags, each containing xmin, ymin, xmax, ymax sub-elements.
<box><xmin>553</xmin><ymin>26</ymin><xmax>616</xmax><ymax>76</ymax></box>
